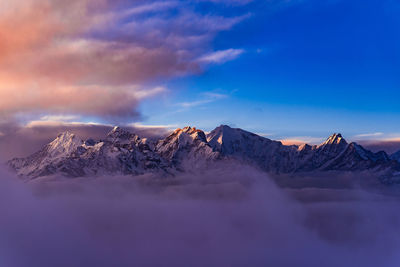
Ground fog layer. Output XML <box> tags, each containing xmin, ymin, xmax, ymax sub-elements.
<box><xmin>1</xmin><ymin>164</ymin><xmax>400</xmax><ymax>267</ymax></box>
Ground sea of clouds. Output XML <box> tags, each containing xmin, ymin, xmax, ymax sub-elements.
<box><xmin>1</xmin><ymin>163</ymin><xmax>400</xmax><ymax>267</ymax></box>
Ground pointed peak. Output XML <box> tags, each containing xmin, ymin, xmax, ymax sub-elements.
<box><xmin>172</xmin><ymin>127</ymin><xmax>188</xmax><ymax>134</ymax></box>
<box><xmin>209</xmin><ymin>125</ymin><xmax>236</xmax><ymax>136</ymax></box>
<box><xmin>298</xmin><ymin>143</ymin><xmax>312</xmax><ymax>151</ymax></box>
<box><xmin>48</xmin><ymin>131</ymin><xmax>82</xmax><ymax>157</ymax></box>
<box><xmin>215</xmin><ymin>124</ymin><xmax>233</xmax><ymax>132</ymax></box>
<box><xmin>322</xmin><ymin>133</ymin><xmax>347</xmax><ymax>146</ymax></box>
<box><xmin>108</xmin><ymin>126</ymin><xmax>125</xmax><ymax>134</ymax></box>
<box><xmin>208</xmin><ymin>124</ymin><xmax>252</xmax><ymax>139</ymax></box>
<box><xmin>106</xmin><ymin>126</ymin><xmax>136</xmax><ymax>142</ymax></box>
<box><xmin>56</xmin><ymin>131</ymin><xmax>75</xmax><ymax>139</ymax></box>
<box><xmin>52</xmin><ymin>131</ymin><xmax>78</xmax><ymax>145</ymax></box>
<box><xmin>182</xmin><ymin>126</ymin><xmax>194</xmax><ymax>132</ymax></box>
<box><xmin>329</xmin><ymin>133</ymin><xmax>342</xmax><ymax>138</ymax></box>
<box><xmin>107</xmin><ymin>126</ymin><xmax>131</xmax><ymax>136</ymax></box>
<box><xmin>174</xmin><ymin>126</ymin><xmax>204</xmax><ymax>134</ymax></box>
<box><xmin>209</xmin><ymin>125</ymin><xmax>258</xmax><ymax>139</ymax></box>
<box><xmin>169</xmin><ymin>126</ymin><xmax>207</xmax><ymax>142</ymax></box>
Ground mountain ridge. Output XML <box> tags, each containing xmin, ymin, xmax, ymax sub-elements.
<box><xmin>7</xmin><ymin>125</ymin><xmax>400</xmax><ymax>184</ymax></box>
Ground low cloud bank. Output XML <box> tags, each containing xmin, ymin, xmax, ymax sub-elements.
<box><xmin>1</xmin><ymin>164</ymin><xmax>400</xmax><ymax>267</ymax></box>
<box><xmin>359</xmin><ymin>140</ymin><xmax>400</xmax><ymax>155</ymax></box>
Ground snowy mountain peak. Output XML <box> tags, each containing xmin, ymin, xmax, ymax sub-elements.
<box><xmin>48</xmin><ymin>131</ymin><xmax>83</xmax><ymax>158</ymax></box>
<box><xmin>108</xmin><ymin>126</ymin><xmax>129</xmax><ymax>136</ymax></box>
<box><xmin>208</xmin><ymin>125</ymin><xmax>240</xmax><ymax>142</ymax></box>
<box><xmin>209</xmin><ymin>124</ymin><xmax>234</xmax><ymax>136</ymax></box>
<box><xmin>298</xmin><ymin>143</ymin><xmax>313</xmax><ymax>151</ymax></box>
<box><xmin>207</xmin><ymin>124</ymin><xmax>266</xmax><ymax>151</ymax></box>
<box><xmin>182</xmin><ymin>126</ymin><xmax>193</xmax><ymax>132</ymax></box>
<box><xmin>214</xmin><ymin>124</ymin><xmax>232</xmax><ymax>131</ymax></box>
<box><xmin>181</xmin><ymin>126</ymin><xmax>201</xmax><ymax>134</ymax></box>
<box><xmin>321</xmin><ymin>133</ymin><xmax>347</xmax><ymax>146</ymax></box>
<box><xmin>154</xmin><ymin>126</ymin><xmax>218</xmax><ymax>166</ymax></box>
<box><xmin>207</xmin><ymin>124</ymin><xmax>280</xmax><ymax>159</ymax></box>
<box><xmin>106</xmin><ymin>126</ymin><xmax>138</xmax><ymax>143</ymax></box>
<box><xmin>174</xmin><ymin>126</ymin><xmax>207</xmax><ymax>142</ymax></box>
<box><xmin>7</xmin><ymin>125</ymin><xmax>400</xmax><ymax>184</ymax></box>
<box><xmin>55</xmin><ymin>131</ymin><xmax>75</xmax><ymax>140</ymax></box>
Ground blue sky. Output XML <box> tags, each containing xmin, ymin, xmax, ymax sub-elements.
<box><xmin>139</xmin><ymin>0</ymin><xmax>400</xmax><ymax>142</ymax></box>
<box><xmin>1</xmin><ymin>0</ymin><xmax>399</xmax><ymax>145</ymax></box>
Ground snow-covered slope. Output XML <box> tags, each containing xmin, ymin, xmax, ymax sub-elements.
<box><xmin>207</xmin><ymin>125</ymin><xmax>400</xmax><ymax>181</ymax></box>
<box><xmin>207</xmin><ymin>125</ymin><xmax>298</xmax><ymax>173</ymax></box>
<box><xmin>8</xmin><ymin>132</ymin><xmax>83</xmax><ymax>177</ymax></box>
<box><xmin>156</xmin><ymin>126</ymin><xmax>219</xmax><ymax>169</ymax></box>
<box><xmin>9</xmin><ymin>127</ymin><xmax>169</xmax><ymax>178</ymax></box>
<box><xmin>7</xmin><ymin>125</ymin><xmax>400</xmax><ymax>183</ymax></box>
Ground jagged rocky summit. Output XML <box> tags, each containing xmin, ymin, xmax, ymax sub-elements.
<box><xmin>8</xmin><ymin>125</ymin><xmax>400</xmax><ymax>184</ymax></box>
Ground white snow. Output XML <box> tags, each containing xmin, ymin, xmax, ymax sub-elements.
<box><xmin>7</xmin><ymin>125</ymin><xmax>399</xmax><ymax>183</ymax></box>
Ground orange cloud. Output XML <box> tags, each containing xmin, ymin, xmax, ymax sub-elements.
<box><xmin>280</xmin><ymin>137</ymin><xmax>325</xmax><ymax>146</ymax></box>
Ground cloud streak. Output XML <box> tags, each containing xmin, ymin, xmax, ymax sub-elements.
<box><xmin>198</xmin><ymin>48</ymin><xmax>245</xmax><ymax>64</ymax></box>
<box><xmin>354</xmin><ymin>132</ymin><xmax>385</xmax><ymax>138</ymax></box>
<box><xmin>178</xmin><ymin>92</ymin><xmax>229</xmax><ymax>108</ymax></box>
<box><xmin>280</xmin><ymin>136</ymin><xmax>325</xmax><ymax>146</ymax></box>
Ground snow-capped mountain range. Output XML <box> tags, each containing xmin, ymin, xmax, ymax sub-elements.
<box><xmin>8</xmin><ymin>125</ymin><xmax>400</xmax><ymax>184</ymax></box>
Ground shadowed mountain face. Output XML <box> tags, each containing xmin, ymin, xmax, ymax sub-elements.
<box><xmin>7</xmin><ymin>125</ymin><xmax>400</xmax><ymax>184</ymax></box>
<box><xmin>391</xmin><ymin>150</ymin><xmax>400</xmax><ymax>163</ymax></box>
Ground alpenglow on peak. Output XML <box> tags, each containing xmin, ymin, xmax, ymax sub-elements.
<box><xmin>322</xmin><ymin>133</ymin><xmax>347</xmax><ymax>146</ymax></box>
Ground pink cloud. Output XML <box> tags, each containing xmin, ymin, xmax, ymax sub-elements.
<box><xmin>0</xmin><ymin>0</ymin><xmax>248</xmax><ymax>121</ymax></box>
<box><xmin>280</xmin><ymin>137</ymin><xmax>325</xmax><ymax>146</ymax></box>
